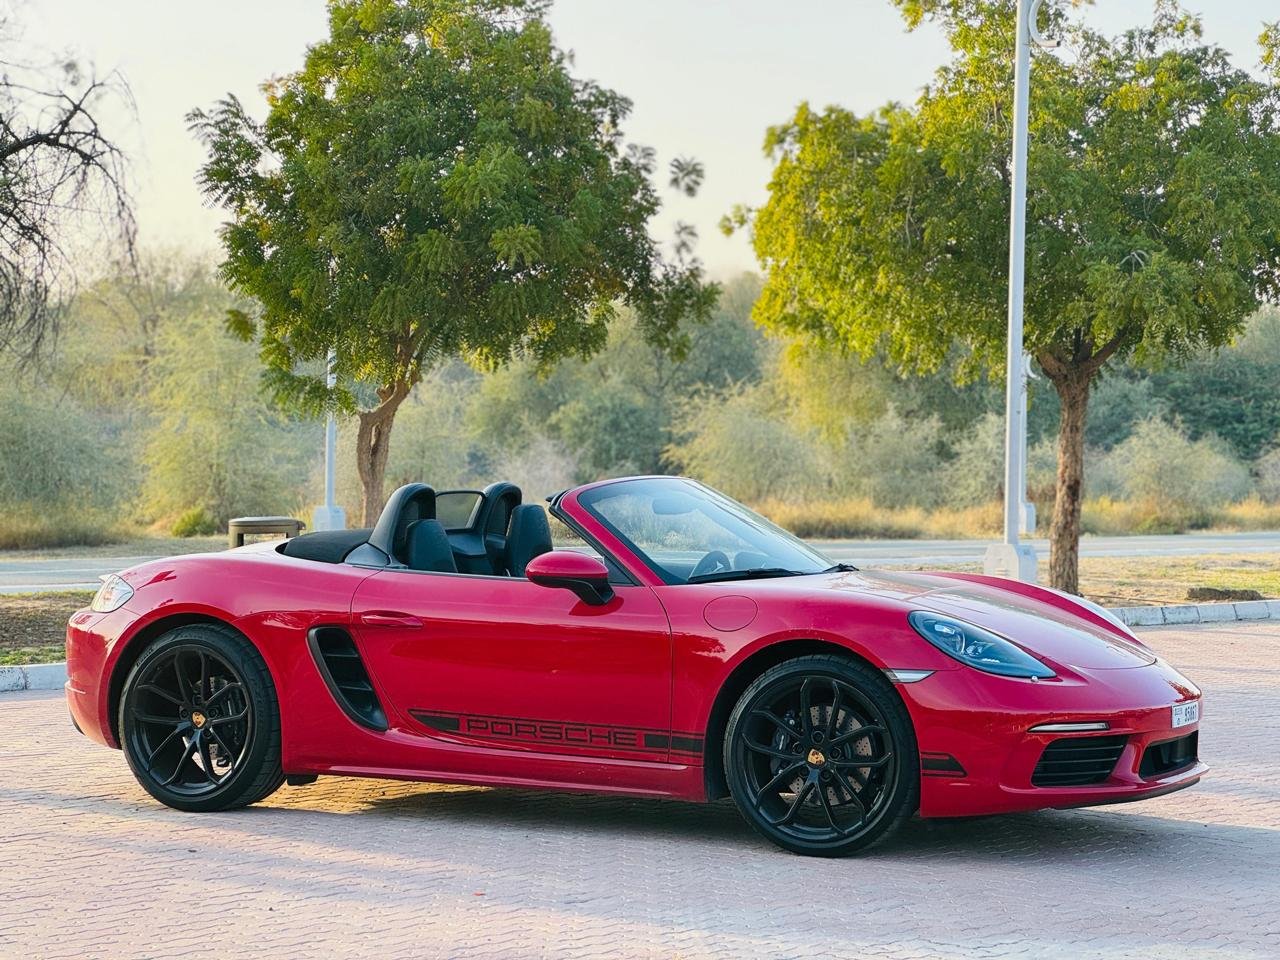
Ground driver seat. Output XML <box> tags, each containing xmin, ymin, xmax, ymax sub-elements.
<box><xmin>505</xmin><ymin>505</ymin><xmax>552</xmax><ymax>577</ymax></box>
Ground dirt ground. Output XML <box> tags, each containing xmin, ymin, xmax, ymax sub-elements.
<box><xmin>0</xmin><ymin>591</ymin><xmax>93</xmax><ymax>665</ymax></box>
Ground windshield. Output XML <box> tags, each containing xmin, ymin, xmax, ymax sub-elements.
<box><xmin>576</xmin><ymin>477</ymin><xmax>835</xmax><ymax>584</ymax></box>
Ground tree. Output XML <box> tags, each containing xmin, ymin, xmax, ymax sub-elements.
<box><xmin>731</xmin><ymin>1</ymin><xmax>1280</xmax><ymax>591</ymax></box>
<box><xmin>143</xmin><ymin>302</ymin><xmax>313</xmax><ymax>530</ymax></box>
<box><xmin>0</xmin><ymin>19</ymin><xmax>134</xmax><ymax>354</ymax></box>
<box><xmin>190</xmin><ymin>0</ymin><xmax>715</xmax><ymax>525</ymax></box>
<box><xmin>50</xmin><ymin>251</ymin><xmax>221</xmax><ymax>419</ymax></box>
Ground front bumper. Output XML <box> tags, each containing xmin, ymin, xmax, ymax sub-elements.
<box><xmin>904</xmin><ymin>658</ymin><xmax>1205</xmax><ymax>818</ymax></box>
<box><xmin>65</xmin><ymin>605</ymin><xmax>138</xmax><ymax>749</ymax></box>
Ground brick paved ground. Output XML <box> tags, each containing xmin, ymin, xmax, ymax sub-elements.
<box><xmin>2</xmin><ymin>622</ymin><xmax>1278</xmax><ymax>959</ymax></box>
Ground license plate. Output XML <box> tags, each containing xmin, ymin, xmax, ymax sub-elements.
<box><xmin>1172</xmin><ymin>700</ymin><xmax>1200</xmax><ymax>728</ymax></box>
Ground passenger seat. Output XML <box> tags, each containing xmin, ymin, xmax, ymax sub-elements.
<box><xmin>403</xmin><ymin>519</ymin><xmax>457</xmax><ymax>573</ymax></box>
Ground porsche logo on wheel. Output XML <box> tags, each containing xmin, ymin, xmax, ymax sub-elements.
<box><xmin>191</xmin><ymin>711</ymin><xmax>207</xmax><ymax>729</ymax></box>
<box><xmin>807</xmin><ymin>748</ymin><xmax>826</xmax><ymax>767</ymax></box>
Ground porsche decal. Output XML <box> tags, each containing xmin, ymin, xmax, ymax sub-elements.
<box><xmin>410</xmin><ymin>710</ymin><xmax>703</xmax><ymax>757</ymax></box>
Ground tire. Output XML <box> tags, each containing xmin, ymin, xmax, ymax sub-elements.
<box><xmin>724</xmin><ymin>654</ymin><xmax>918</xmax><ymax>856</ymax></box>
<box><xmin>119</xmin><ymin>622</ymin><xmax>284</xmax><ymax>812</ymax></box>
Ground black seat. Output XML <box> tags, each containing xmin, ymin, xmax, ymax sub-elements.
<box><xmin>505</xmin><ymin>504</ymin><xmax>552</xmax><ymax>577</ymax></box>
<box><xmin>403</xmin><ymin>519</ymin><xmax>457</xmax><ymax>573</ymax></box>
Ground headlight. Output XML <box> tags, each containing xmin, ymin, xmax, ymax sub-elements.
<box><xmin>908</xmin><ymin>611</ymin><xmax>1055</xmax><ymax>679</ymax></box>
<box><xmin>91</xmin><ymin>574</ymin><xmax>134</xmax><ymax>613</ymax></box>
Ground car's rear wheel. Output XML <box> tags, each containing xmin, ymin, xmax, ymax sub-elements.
<box><xmin>724</xmin><ymin>654</ymin><xmax>918</xmax><ymax>856</ymax></box>
<box><xmin>119</xmin><ymin>623</ymin><xmax>284</xmax><ymax>811</ymax></box>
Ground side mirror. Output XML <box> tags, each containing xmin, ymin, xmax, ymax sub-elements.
<box><xmin>526</xmin><ymin>551</ymin><xmax>615</xmax><ymax>606</ymax></box>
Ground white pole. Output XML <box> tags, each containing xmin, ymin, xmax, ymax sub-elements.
<box><xmin>324</xmin><ymin>349</ymin><xmax>337</xmax><ymax>516</ymax></box>
<box><xmin>312</xmin><ymin>349</ymin><xmax>346</xmax><ymax>531</ymax></box>
<box><xmin>984</xmin><ymin>0</ymin><xmax>1039</xmax><ymax>582</ymax></box>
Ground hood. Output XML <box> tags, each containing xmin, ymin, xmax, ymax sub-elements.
<box><xmin>763</xmin><ymin>568</ymin><xmax>1158</xmax><ymax>672</ymax></box>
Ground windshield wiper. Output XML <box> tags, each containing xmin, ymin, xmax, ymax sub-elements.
<box><xmin>823</xmin><ymin>562</ymin><xmax>859</xmax><ymax>573</ymax></box>
<box><xmin>687</xmin><ymin>567</ymin><xmax>808</xmax><ymax>584</ymax></box>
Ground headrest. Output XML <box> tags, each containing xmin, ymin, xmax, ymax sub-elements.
<box><xmin>368</xmin><ymin>482</ymin><xmax>436</xmax><ymax>562</ymax></box>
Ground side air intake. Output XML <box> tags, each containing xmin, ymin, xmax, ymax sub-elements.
<box><xmin>307</xmin><ymin>627</ymin><xmax>388</xmax><ymax>731</ymax></box>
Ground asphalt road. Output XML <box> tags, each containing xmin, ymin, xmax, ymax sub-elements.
<box><xmin>3</xmin><ymin>621</ymin><xmax>1276</xmax><ymax>959</ymax></box>
<box><xmin>3</xmin><ymin>530</ymin><xmax>1279</xmax><ymax>594</ymax></box>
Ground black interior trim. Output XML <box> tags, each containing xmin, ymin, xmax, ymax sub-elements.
<box><xmin>369</xmin><ymin>483</ymin><xmax>436</xmax><ymax>564</ymax></box>
<box><xmin>307</xmin><ymin>626</ymin><xmax>388</xmax><ymax>732</ymax></box>
<box><xmin>279</xmin><ymin>528</ymin><xmax>373</xmax><ymax>564</ymax></box>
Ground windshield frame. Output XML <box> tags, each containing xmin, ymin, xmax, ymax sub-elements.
<box><xmin>572</xmin><ymin>477</ymin><xmax>833</xmax><ymax>586</ymax></box>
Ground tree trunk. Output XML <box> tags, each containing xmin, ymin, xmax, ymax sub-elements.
<box><xmin>1048</xmin><ymin>372</ymin><xmax>1091</xmax><ymax>594</ymax></box>
<box><xmin>355</xmin><ymin>380</ymin><xmax>413</xmax><ymax>526</ymax></box>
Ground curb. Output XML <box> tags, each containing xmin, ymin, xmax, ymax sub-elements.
<box><xmin>0</xmin><ymin>662</ymin><xmax>68</xmax><ymax>693</ymax></box>
<box><xmin>1111</xmin><ymin>599</ymin><xmax>1280</xmax><ymax>627</ymax></box>
<box><xmin>2</xmin><ymin>600</ymin><xmax>1278</xmax><ymax>695</ymax></box>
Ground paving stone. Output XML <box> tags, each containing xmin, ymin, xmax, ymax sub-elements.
<box><xmin>2</xmin><ymin>622</ymin><xmax>1278</xmax><ymax>959</ymax></box>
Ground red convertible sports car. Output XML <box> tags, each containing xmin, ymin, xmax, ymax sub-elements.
<box><xmin>66</xmin><ymin>476</ymin><xmax>1205</xmax><ymax>856</ymax></box>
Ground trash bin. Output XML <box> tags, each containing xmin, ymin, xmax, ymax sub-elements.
<box><xmin>227</xmin><ymin>516</ymin><xmax>305</xmax><ymax>549</ymax></box>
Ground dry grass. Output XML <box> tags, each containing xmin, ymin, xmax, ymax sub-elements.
<box><xmin>758</xmin><ymin>496</ymin><xmax>1280</xmax><ymax>541</ymax></box>
<box><xmin>0</xmin><ymin>533</ymin><xmax>225</xmax><ymax>562</ymax></box>
<box><xmin>757</xmin><ymin>497</ymin><xmax>1003</xmax><ymax>540</ymax></box>
<box><xmin>1075</xmin><ymin>552</ymin><xmax>1280</xmax><ymax>607</ymax></box>
<box><xmin>1082</xmin><ymin>495</ymin><xmax>1280</xmax><ymax>537</ymax></box>
<box><xmin>0</xmin><ymin>590</ymin><xmax>94</xmax><ymax>665</ymax></box>
<box><xmin>0</xmin><ymin>506</ymin><xmax>126</xmax><ymax>551</ymax></box>
<box><xmin>890</xmin><ymin>553</ymin><xmax>1280</xmax><ymax>607</ymax></box>
<box><xmin>1214</xmin><ymin>498</ymin><xmax>1280</xmax><ymax>532</ymax></box>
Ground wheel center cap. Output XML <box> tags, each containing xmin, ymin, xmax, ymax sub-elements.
<box><xmin>191</xmin><ymin>711</ymin><xmax>207</xmax><ymax>729</ymax></box>
<box><xmin>807</xmin><ymin>748</ymin><xmax>826</xmax><ymax>766</ymax></box>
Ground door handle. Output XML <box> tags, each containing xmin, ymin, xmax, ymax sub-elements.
<box><xmin>359</xmin><ymin>611</ymin><xmax>425</xmax><ymax>629</ymax></box>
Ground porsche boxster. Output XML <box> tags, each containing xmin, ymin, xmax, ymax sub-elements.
<box><xmin>66</xmin><ymin>475</ymin><xmax>1205</xmax><ymax>855</ymax></box>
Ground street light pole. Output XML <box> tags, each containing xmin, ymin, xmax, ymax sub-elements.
<box><xmin>983</xmin><ymin>0</ymin><xmax>1049</xmax><ymax>582</ymax></box>
<box><xmin>311</xmin><ymin>349</ymin><xmax>346</xmax><ymax>532</ymax></box>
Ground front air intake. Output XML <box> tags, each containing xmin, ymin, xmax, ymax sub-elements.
<box><xmin>307</xmin><ymin>627</ymin><xmax>388</xmax><ymax>731</ymax></box>
<box><xmin>1031</xmin><ymin>734</ymin><xmax>1128</xmax><ymax>787</ymax></box>
<box><xmin>1139</xmin><ymin>731</ymin><xmax>1198</xmax><ymax>779</ymax></box>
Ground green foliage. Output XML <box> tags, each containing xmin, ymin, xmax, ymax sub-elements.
<box><xmin>747</xmin><ymin>5</ymin><xmax>1280</xmax><ymax>380</ymax></box>
<box><xmin>666</xmin><ymin>384</ymin><xmax>823</xmax><ymax>502</ymax></box>
<box><xmin>466</xmin><ymin>274</ymin><xmax>764</xmax><ymax>480</ymax></box>
<box><xmin>171</xmin><ymin>506</ymin><xmax>218</xmax><ymax>538</ymax></box>
<box><xmin>1097</xmin><ymin>418</ymin><xmax>1252</xmax><ymax>512</ymax></box>
<box><xmin>836</xmin><ymin>406</ymin><xmax>947</xmax><ymax>508</ymax></box>
<box><xmin>142</xmin><ymin>305</ymin><xmax>313</xmax><ymax>527</ymax></box>
<box><xmin>1256</xmin><ymin>446</ymin><xmax>1280</xmax><ymax>504</ymax></box>
<box><xmin>0</xmin><ymin>373</ymin><xmax>127</xmax><ymax>546</ymax></box>
<box><xmin>1144</xmin><ymin>308</ymin><xmax>1280</xmax><ymax>460</ymax></box>
<box><xmin>188</xmin><ymin>0</ymin><xmax>716</xmax><ymax>418</ymax></box>
<box><xmin>384</xmin><ymin>362</ymin><xmax>489</xmax><ymax>491</ymax></box>
<box><xmin>49</xmin><ymin>253</ymin><xmax>226</xmax><ymax>419</ymax></box>
<box><xmin>1084</xmin><ymin>373</ymin><xmax>1166</xmax><ymax>450</ymax></box>
<box><xmin>738</xmin><ymin>1</ymin><xmax>1280</xmax><ymax>587</ymax></box>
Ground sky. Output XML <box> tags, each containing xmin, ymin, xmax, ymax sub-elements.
<box><xmin>25</xmin><ymin>0</ymin><xmax>1279</xmax><ymax>280</ymax></box>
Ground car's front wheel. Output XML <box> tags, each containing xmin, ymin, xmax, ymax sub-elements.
<box><xmin>119</xmin><ymin>623</ymin><xmax>284</xmax><ymax>811</ymax></box>
<box><xmin>724</xmin><ymin>654</ymin><xmax>918</xmax><ymax>856</ymax></box>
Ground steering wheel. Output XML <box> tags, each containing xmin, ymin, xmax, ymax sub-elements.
<box><xmin>689</xmin><ymin>549</ymin><xmax>732</xmax><ymax>580</ymax></box>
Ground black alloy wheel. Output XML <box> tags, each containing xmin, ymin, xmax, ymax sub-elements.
<box><xmin>120</xmin><ymin>623</ymin><xmax>284</xmax><ymax>811</ymax></box>
<box><xmin>725</xmin><ymin>655</ymin><xmax>918</xmax><ymax>856</ymax></box>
